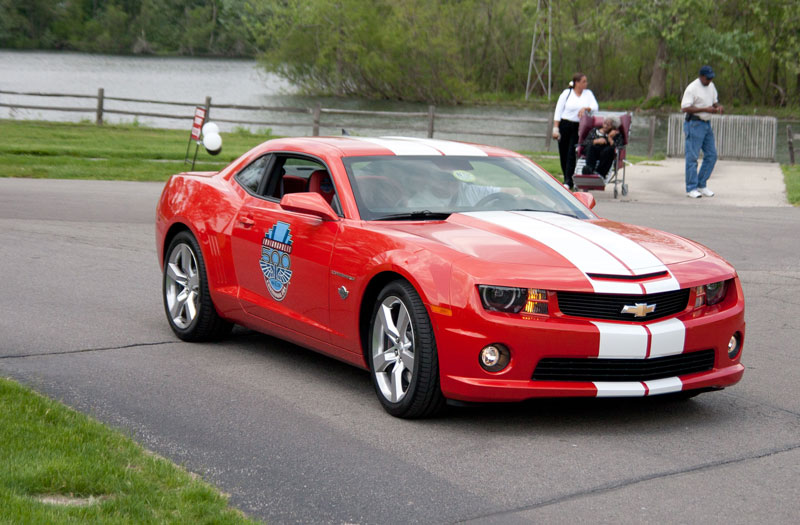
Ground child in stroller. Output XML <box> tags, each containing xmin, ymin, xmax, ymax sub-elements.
<box><xmin>573</xmin><ymin>113</ymin><xmax>631</xmax><ymax>198</ymax></box>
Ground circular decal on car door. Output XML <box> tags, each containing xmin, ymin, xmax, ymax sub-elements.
<box><xmin>259</xmin><ymin>221</ymin><xmax>293</xmax><ymax>301</ymax></box>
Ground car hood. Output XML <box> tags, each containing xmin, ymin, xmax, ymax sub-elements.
<box><xmin>384</xmin><ymin>210</ymin><xmax>706</xmax><ymax>274</ymax></box>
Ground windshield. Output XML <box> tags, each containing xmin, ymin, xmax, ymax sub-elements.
<box><xmin>342</xmin><ymin>155</ymin><xmax>596</xmax><ymax>221</ymax></box>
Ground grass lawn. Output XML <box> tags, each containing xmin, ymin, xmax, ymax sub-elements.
<box><xmin>0</xmin><ymin>120</ymin><xmax>648</xmax><ymax>184</ymax></box>
<box><xmin>2</xmin><ymin>119</ymin><xmax>796</xmax><ymax>204</ymax></box>
<box><xmin>521</xmin><ymin>150</ymin><xmax>660</xmax><ymax>185</ymax></box>
<box><xmin>0</xmin><ymin>119</ymin><xmax>274</xmax><ymax>181</ymax></box>
<box><xmin>781</xmin><ymin>164</ymin><xmax>800</xmax><ymax>205</ymax></box>
<box><xmin>0</xmin><ymin>377</ymin><xmax>259</xmax><ymax>523</ymax></box>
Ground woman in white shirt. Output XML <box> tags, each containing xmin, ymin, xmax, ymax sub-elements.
<box><xmin>552</xmin><ymin>73</ymin><xmax>599</xmax><ymax>189</ymax></box>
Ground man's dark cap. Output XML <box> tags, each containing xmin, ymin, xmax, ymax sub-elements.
<box><xmin>699</xmin><ymin>65</ymin><xmax>715</xmax><ymax>79</ymax></box>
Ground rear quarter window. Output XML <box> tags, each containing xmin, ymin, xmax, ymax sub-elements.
<box><xmin>235</xmin><ymin>155</ymin><xmax>271</xmax><ymax>194</ymax></box>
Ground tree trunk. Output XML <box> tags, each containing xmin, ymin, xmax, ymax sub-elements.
<box><xmin>645</xmin><ymin>37</ymin><xmax>668</xmax><ymax>100</ymax></box>
<box><xmin>796</xmin><ymin>71</ymin><xmax>800</xmax><ymax>105</ymax></box>
<box><xmin>762</xmin><ymin>58</ymin><xmax>774</xmax><ymax>105</ymax></box>
<box><xmin>736</xmin><ymin>58</ymin><xmax>761</xmax><ymax>102</ymax></box>
<box><xmin>209</xmin><ymin>0</ymin><xmax>218</xmax><ymax>51</ymax></box>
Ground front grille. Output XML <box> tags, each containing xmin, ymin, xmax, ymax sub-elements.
<box><xmin>532</xmin><ymin>349</ymin><xmax>715</xmax><ymax>382</ymax></box>
<box><xmin>557</xmin><ymin>289</ymin><xmax>690</xmax><ymax>321</ymax></box>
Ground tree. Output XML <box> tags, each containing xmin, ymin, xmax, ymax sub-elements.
<box><xmin>618</xmin><ymin>0</ymin><xmax>710</xmax><ymax>100</ymax></box>
<box><xmin>0</xmin><ymin>0</ymin><xmax>61</xmax><ymax>47</ymax></box>
<box><xmin>741</xmin><ymin>0</ymin><xmax>800</xmax><ymax>105</ymax></box>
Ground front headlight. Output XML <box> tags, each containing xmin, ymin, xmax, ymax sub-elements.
<box><xmin>478</xmin><ymin>286</ymin><xmax>548</xmax><ymax>315</ymax></box>
<box><xmin>694</xmin><ymin>280</ymin><xmax>728</xmax><ymax>308</ymax></box>
<box><xmin>705</xmin><ymin>281</ymin><xmax>727</xmax><ymax>305</ymax></box>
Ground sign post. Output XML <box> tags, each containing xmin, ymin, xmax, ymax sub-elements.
<box><xmin>185</xmin><ymin>106</ymin><xmax>207</xmax><ymax>169</ymax></box>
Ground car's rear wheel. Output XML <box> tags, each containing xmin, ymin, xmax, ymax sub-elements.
<box><xmin>163</xmin><ymin>231</ymin><xmax>232</xmax><ymax>341</ymax></box>
<box><xmin>369</xmin><ymin>280</ymin><xmax>445</xmax><ymax>418</ymax></box>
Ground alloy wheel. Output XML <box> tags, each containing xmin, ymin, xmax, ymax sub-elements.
<box><xmin>165</xmin><ymin>243</ymin><xmax>200</xmax><ymax>329</ymax></box>
<box><xmin>371</xmin><ymin>295</ymin><xmax>416</xmax><ymax>403</ymax></box>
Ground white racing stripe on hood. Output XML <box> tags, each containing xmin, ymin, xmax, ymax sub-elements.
<box><xmin>352</xmin><ymin>137</ymin><xmax>443</xmax><ymax>156</ymax></box>
<box><xmin>382</xmin><ymin>137</ymin><xmax>488</xmax><ymax>156</ymax></box>
<box><xmin>468</xmin><ymin>210</ymin><xmax>632</xmax><ymax>274</ymax></box>
<box><xmin>642</xmin><ymin>278</ymin><xmax>682</xmax><ymax>294</ymax></box>
<box><xmin>466</xmin><ymin>211</ymin><xmax>680</xmax><ymax>294</ymax></box>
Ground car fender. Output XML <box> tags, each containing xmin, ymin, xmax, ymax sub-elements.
<box><xmin>156</xmin><ymin>173</ymin><xmax>241</xmax><ymax>315</ymax></box>
<box><xmin>355</xmin><ymin>246</ymin><xmax>459</xmax><ymax>357</ymax></box>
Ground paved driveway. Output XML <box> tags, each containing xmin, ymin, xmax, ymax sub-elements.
<box><xmin>592</xmin><ymin>157</ymin><xmax>789</xmax><ymax>207</ymax></box>
<box><xmin>1</xmin><ymin>177</ymin><xmax>798</xmax><ymax>523</ymax></box>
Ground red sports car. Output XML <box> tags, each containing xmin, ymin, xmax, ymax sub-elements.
<box><xmin>156</xmin><ymin>136</ymin><xmax>744</xmax><ymax>418</ymax></box>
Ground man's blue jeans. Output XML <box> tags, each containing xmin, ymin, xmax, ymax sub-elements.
<box><xmin>684</xmin><ymin>120</ymin><xmax>717</xmax><ymax>192</ymax></box>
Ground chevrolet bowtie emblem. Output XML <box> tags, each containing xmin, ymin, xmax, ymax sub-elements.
<box><xmin>621</xmin><ymin>303</ymin><xmax>656</xmax><ymax>317</ymax></box>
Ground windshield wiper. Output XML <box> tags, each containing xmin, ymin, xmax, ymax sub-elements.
<box><xmin>374</xmin><ymin>210</ymin><xmax>452</xmax><ymax>221</ymax></box>
<box><xmin>510</xmin><ymin>208</ymin><xmax>579</xmax><ymax>218</ymax></box>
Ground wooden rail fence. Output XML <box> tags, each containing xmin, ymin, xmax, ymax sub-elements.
<box><xmin>666</xmin><ymin>113</ymin><xmax>777</xmax><ymax>161</ymax></box>
<box><xmin>1</xmin><ymin>87</ymin><xmax>654</xmax><ymax>153</ymax></box>
<box><xmin>787</xmin><ymin>125</ymin><xmax>800</xmax><ymax>165</ymax></box>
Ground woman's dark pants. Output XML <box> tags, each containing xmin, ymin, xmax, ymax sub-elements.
<box><xmin>558</xmin><ymin>120</ymin><xmax>580</xmax><ymax>188</ymax></box>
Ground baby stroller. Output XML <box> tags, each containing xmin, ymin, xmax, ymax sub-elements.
<box><xmin>573</xmin><ymin>112</ymin><xmax>631</xmax><ymax>198</ymax></box>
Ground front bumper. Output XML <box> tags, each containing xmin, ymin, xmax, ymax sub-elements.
<box><xmin>434</xmin><ymin>280</ymin><xmax>745</xmax><ymax>403</ymax></box>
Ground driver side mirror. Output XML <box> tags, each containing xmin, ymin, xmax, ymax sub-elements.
<box><xmin>280</xmin><ymin>192</ymin><xmax>340</xmax><ymax>221</ymax></box>
<box><xmin>573</xmin><ymin>191</ymin><xmax>596</xmax><ymax>210</ymax></box>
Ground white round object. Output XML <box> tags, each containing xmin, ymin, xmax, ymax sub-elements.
<box><xmin>203</xmin><ymin>132</ymin><xmax>222</xmax><ymax>155</ymax></box>
<box><xmin>202</xmin><ymin>122</ymin><xmax>219</xmax><ymax>136</ymax></box>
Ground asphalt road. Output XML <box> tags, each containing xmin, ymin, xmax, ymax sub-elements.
<box><xmin>1</xmin><ymin>177</ymin><xmax>799</xmax><ymax>524</ymax></box>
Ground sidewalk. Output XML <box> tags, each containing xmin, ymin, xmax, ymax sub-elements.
<box><xmin>591</xmin><ymin>158</ymin><xmax>789</xmax><ymax>207</ymax></box>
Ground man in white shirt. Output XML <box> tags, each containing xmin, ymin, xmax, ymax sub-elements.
<box><xmin>681</xmin><ymin>65</ymin><xmax>723</xmax><ymax>198</ymax></box>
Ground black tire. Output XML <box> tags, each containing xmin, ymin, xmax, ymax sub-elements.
<box><xmin>163</xmin><ymin>231</ymin><xmax>232</xmax><ymax>341</ymax></box>
<box><xmin>368</xmin><ymin>280</ymin><xmax>446</xmax><ymax>418</ymax></box>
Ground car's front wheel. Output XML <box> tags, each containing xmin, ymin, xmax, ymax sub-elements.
<box><xmin>369</xmin><ymin>280</ymin><xmax>445</xmax><ymax>418</ymax></box>
<box><xmin>163</xmin><ymin>231</ymin><xmax>232</xmax><ymax>341</ymax></box>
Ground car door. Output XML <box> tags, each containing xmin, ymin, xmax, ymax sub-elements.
<box><xmin>230</xmin><ymin>154</ymin><xmax>341</xmax><ymax>344</ymax></box>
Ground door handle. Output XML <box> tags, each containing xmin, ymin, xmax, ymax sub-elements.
<box><xmin>238</xmin><ymin>215</ymin><xmax>255</xmax><ymax>227</ymax></box>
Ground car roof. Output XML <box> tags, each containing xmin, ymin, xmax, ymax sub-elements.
<box><xmin>248</xmin><ymin>136</ymin><xmax>522</xmax><ymax>158</ymax></box>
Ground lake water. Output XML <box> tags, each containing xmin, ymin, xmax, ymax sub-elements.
<box><xmin>0</xmin><ymin>51</ymin><xmax>601</xmax><ymax>153</ymax></box>
<box><xmin>1</xmin><ymin>50</ymin><xmax>792</xmax><ymax>161</ymax></box>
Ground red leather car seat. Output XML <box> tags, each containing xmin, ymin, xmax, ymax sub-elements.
<box><xmin>282</xmin><ymin>174</ymin><xmax>308</xmax><ymax>196</ymax></box>
<box><xmin>307</xmin><ymin>170</ymin><xmax>335</xmax><ymax>204</ymax></box>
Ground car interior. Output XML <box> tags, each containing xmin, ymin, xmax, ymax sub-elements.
<box><xmin>236</xmin><ymin>154</ymin><xmax>342</xmax><ymax>216</ymax></box>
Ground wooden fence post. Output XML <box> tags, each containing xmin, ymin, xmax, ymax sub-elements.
<box><xmin>427</xmin><ymin>105</ymin><xmax>435</xmax><ymax>138</ymax></box>
<box><xmin>789</xmin><ymin>125</ymin><xmax>796</xmax><ymax>165</ymax></box>
<box><xmin>312</xmin><ymin>104</ymin><xmax>321</xmax><ymax>136</ymax></box>
<box><xmin>647</xmin><ymin>115</ymin><xmax>656</xmax><ymax>157</ymax></box>
<box><xmin>204</xmin><ymin>96</ymin><xmax>212</xmax><ymax>121</ymax></box>
<box><xmin>95</xmin><ymin>88</ymin><xmax>104</xmax><ymax>125</ymax></box>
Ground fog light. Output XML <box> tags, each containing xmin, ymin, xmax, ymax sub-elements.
<box><xmin>727</xmin><ymin>333</ymin><xmax>741</xmax><ymax>359</ymax></box>
<box><xmin>479</xmin><ymin>344</ymin><xmax>510</xmax><ymax>372</ymax></box>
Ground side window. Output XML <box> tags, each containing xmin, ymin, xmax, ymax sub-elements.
<box><xmin>235</xmin><ymin>155</ymin><xmax>271</xmax><ymax>194</ymax></box>
<box><xmin>264</xmin><ymin>155</ymin><xmax>343</xmax><ymax>216</ymax></box>
<box><xmin>264</xmin><ymin>156</ymin><xmax>325</xmax><ymax>200</ymax></box>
